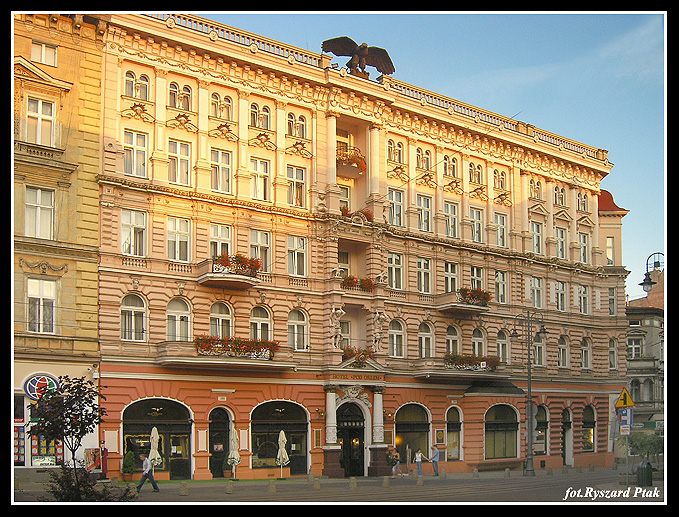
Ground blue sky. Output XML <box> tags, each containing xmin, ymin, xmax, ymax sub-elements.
<box><xmin>200</xmin><ymin>11</ymin><xmax>665</xmax><ymax>301</ymax></box>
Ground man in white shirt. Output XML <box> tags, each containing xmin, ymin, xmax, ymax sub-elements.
<box><xmin>136</xmin><ymin>453</ymin><xmax>160</xmax><ymax>493</ymax></box>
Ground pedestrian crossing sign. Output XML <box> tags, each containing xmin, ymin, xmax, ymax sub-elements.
<box><xmin>615</xmin><ymin>387</ymin><xmax>635</xmax><ymax>408</ymax></box>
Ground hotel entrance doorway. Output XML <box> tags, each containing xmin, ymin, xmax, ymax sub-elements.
<box><xmin>337</xmin><ymin>402</ymin><xmax>365</xmax><ymax>477</ymax></box>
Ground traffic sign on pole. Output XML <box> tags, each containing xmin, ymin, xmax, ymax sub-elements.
<box><xmin>615</xmin><ymin>387</ymin><xmax>635</xmax><ymax>408</ymax></box>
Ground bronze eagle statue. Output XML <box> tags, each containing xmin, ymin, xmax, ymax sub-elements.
<box><xmin>322</xmin><ymin>36</ymin><xmax>395</xmax><ymax>75</ymax></box>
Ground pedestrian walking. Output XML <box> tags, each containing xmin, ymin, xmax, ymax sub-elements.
<box><xmin>391</xmin><ymin>449</ymin><xmax>403</xmax><ymax>477</ymax></box>
<box><xmin>430</xmin><ymin>445</ymin><xmax>440</xmax><ymax>476</ymax></box>
<box><xmin>136</xmin><ymin>453</ymin><xmax>160</xmax><ymax>493</ymax></box>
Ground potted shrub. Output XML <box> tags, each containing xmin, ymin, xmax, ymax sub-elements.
<box><xmin>121</xmin><ymin>450</ymin><xmax>136</xmax><ymax>481</ymax></box>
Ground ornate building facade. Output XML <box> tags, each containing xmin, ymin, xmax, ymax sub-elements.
<box><xmin>13</xmin><ymin>13</ymin><xmax>108</xmax><ymax>468</ymax></box>
<box><xmin>15</xmin><ymin>13</ymin><xmax>630</xmax><ymax>480</ymax></box>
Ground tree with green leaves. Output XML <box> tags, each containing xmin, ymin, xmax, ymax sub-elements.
<box><xmin>27</xmin><ymin>375</ymin><xmax>108</xmax><ymax>500</ymax></box>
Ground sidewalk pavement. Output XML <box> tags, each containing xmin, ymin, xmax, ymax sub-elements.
<box><xmin>13</xmin><ymin>466</ymin><xmax>665</xmax><ymax>503</ymax></box>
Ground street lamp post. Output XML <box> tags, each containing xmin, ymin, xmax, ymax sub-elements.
<box><xmin>639</xmin><ymin>252</ymin><xmax>664</xmax><ymax>293</ymax></box>
<box><xmin>510</xmin><ymin>310</ymin><xmax>547</xmax><ymax>477</ymax></box>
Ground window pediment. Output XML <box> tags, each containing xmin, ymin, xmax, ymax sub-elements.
<box><xmin>14</xmin><ymin>56</ymin><xmax>72</xmax><ymax>95</ymax></box>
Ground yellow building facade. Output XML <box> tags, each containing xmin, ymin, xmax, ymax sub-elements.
<box><xmin>15</xmin><ymin>13</ymin><xmax>630</xmax><ymax>480</ymax></box>
<box><xmin>13</xmin><ymin>13</ymin><xmax>108</xmax><ymax>467</ymax></box>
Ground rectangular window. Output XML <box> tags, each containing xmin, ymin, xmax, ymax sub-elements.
<box><xmin>388</xmin><ymin>188</ymin><xmax>403</xmax><ymax>226</ymax></box>
<box><xmin>495</xmin><ymin>271</ymin><xmax>507</xmax><ymax>304</ymax></box>
<box><xmin>211</xmin><ymin>149</ymin><xmax>231</xmax><ymax>193</ymax></box>
<box><xmin>470</xmin><ymin>207</ymin><xmax>483</xmax><ymax>243</ymax></box>
<box><xmin>606</xmin><ymin>236</ymin><xmax>615</xmax><ymax>265</ymax></box>
<box><xmin>608</xmin><ymin>287</ymin><xmax>617</xmax><ymax>316</ymax></box>
<box><xmin>417</xmin><ymin>257</ymin><xmax>431</xmax><ymax>294</ymax></box>
<box><xmin>27</xmin><ymin>278</ymin><xmax>55</xmax><ymax>333</ymax></box>
<box><xmin>471</xmin><ymin>266</ymin><xmax>483</xmax><ymax>289</ymax></box>
<box><xmin>387</xmin><ymin>252</ymin><xmax>403</xmax><ymax>290</ymax></box>
<box><xmin>417</xmin><ymin>195</ymin><xmax>431</xmax><ymax>232</ymax></box>
<box><xmin>579</xmin><ymin>233</ymin><xmax>590</xmax><ymax>264</ymax></box>
<box><xmin>167</xmin><ymin>217</ymin><xmax>190</xmax><ymax>262</ymax></box>
<box><xmin>250</xmin><ymin>230</ymin><xmax>270</xmax><ymax>272</ymax></box>
<box><xmin>495</xmin><ymin>213</ymin><xmax>507</xmax><ymax>247</ymax></box>
<box><xmin>124</xmin><ymin>131</ymin><xmax>147</xmax><ymax>177</ymax></box>
<box><xmin>209</xmin><ymin>224</ymin><xmax>231</xmax><ymax>258</ymax></box>
<box><xmin>531</xmin><ymin>221</ymin><xmax>543</xmax><ymax>254</ymax></box>
<box><xmin>531</xmin><ymin>277</ymin><xmax>543</xmax><ymax>308</ymax></box>
<box><xmin>286</xmin><ymin>166</ymin><xmax>306</xmax><ymax>207</ymax></box>
<box><xmin>558</xmin><ymin>342</ymin><xmax>569</xmax><ymax>368</ymax></box>
<box><xmin>168</xmin><ymin>140</ymin><xmax>191</xmax><ymax>185</ymax></box>
<box><xmin>578</xmin><ymin>285</ymin><xmax>590</xmax><ymax>314</ymax></box>
<box><xmin>25</xmin><ymin>187</ymin><xmax>53</xmax><ymax>240</ymax></box>
<box><xmin>444</xmin><ymin>262</ymin><xmax>458</xmax><ymax>293</ymax></box>
<box><xmin>287</xmin><ymin>236</ymin><xmax>306</xmax><ymax>277</ymax></box>
<box><xmin>555</xmin><ymin>281</ymin><xmax>566</xmax><ymax>311</ymax></box>
<box><xmin>627</xmin><ymin>338</ymin><xmax>642</xmax><ymax>359</ymax></box>
<box><xmin>250</xmin><ymin>158</ymin><xmax>270</xmax><ymax>201</ymax></box>
<box><xmin>555</xmin><ymin>227</ymin><xmax>566</xmax><ymax>259</ymax></box>
<box><xmin>444</xmin><ymin>201</ymin><xmax>458</xmax><ymax>238</ymax></box>
<box><xmin>26</xmin><ymin>97</ymin><xmax>54</xmax><ymax>146</ymax></box>
<box><xmin>31</xmin><ymin>41</ymin><xmax>57</xmax><ymax>66</ymax></box>
<box><xmin>339</xmin><ymin>185</ymin><xmax>350</xmax><ymax>212</ymax></box>
<box><xmin>338</xmin><ymin>251</ymin><xmax>350</xmax><ymax>277</ymax></box>
<box><xmin>121</xmin><ymin>209</ymin><xmax>146</xmax><ymax>256</ymax></box>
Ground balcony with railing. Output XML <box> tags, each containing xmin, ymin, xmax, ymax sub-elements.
<box><xmin>156</xmin><ymin>335</ymin><xmax>296</xmax><ymax>371</ymax></box>
<box><xmin>436</xmin><ymin>287</ymin><xmax>492</xmax><ymax>315</ymax></box>
<box><xmin>195</xmin><ymin>254</ymin><xmax>262</xmax><ymax>289</ymax></box>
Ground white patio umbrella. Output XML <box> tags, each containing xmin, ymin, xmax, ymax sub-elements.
<box><xmin>226</xmin><ymin>425</ymin><xmax>241</xmax><ymax>479</ymax></box>
<box><xmin>149</xmin><ymin>427</ymin><xmax>162</xmax><ymax>466</ymax></box>
<box><xmin>275</xmin><ymin>430</ymin><xmax>290</xmax><ymax>479</ymax></box>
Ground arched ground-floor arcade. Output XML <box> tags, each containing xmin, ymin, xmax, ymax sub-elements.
<box><xmin>98</xmin><ymin>362</ymin><xmax>620</xmax><ymax>481</ymax></box>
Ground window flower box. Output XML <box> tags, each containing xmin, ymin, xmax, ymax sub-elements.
<box><xmin>340</xmin><ymin>275</ymin><xmax>375</xmax><ymax>292</ymax></box>
<box><xmin>342</xmin><ymin>346</ymin><xmax>375</xmax><ymax>367</ymax></box>
<box><xmin>214</xmin><ymin>253</ymin><xmax>262</xmax><ymax>277</ymax></box>
<box><xmin>444</xmin><ymin>353</ymin><xmax>500</xmax><ymax>371</ymax></box>
<box><xmin>457</xmin><ymin>287</ymin><xmax>492</xmax><ymax>306</ymax></box>
<box><xmin>195</xmin><ymin>334</ymin><xmax>280</xmax><ymax>360</ymax></box>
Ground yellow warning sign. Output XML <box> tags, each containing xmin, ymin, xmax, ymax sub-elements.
<box><xmin>615</xmin><ymin>387</ymin><xmax>635</xmax><ymax>408</ymax></box>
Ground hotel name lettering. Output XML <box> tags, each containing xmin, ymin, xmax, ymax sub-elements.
<box><xmin>330</xmin><ymin>373</ymin><xmax>384</xmax><ymax>382</ymax></box>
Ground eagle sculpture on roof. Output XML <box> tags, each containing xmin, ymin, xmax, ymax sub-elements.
<box><xmin>322</xmin><ymin>36</ymin><xmax>395</xmax><ymax>76</ymax></box>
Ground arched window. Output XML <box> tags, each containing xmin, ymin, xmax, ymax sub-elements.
<box><xmin>395</xmin><ymin>404</ymin><xmax>430</xmax><ymax>462</ymax></box>
<box><xmin>446</xmin><ymin>325</ymin><xmax>459</xmax><ymax>354</ymax></box>
<box><xmin>387</xmin><ymin>140</ymin><xmax>395</xmax><ymax>161</ymax></box>
<box><xmin>582</xmin><ymin>405</ymin><xmax>596</xmax><ymax>452</ymax></box>
<box><xmin>260</xmin><ymin>106</ymin><xmax>270</xmax><ymax>129</ymax></box>
<box><xmin>446</xmin><ymin>407</ymin><xmax>462</xmax><ymax>460</ymax></box>
<box><xmin>442</xmin><ymin>156</ymin><xmax>450</xmax><ymax>176</ymax></box>
<box><xmin>250</xmin><ymin>103</ymin><xmax>260</xmax><ymax>127</ymax></box>
<box><xmin>167</xmin><ymin>298</ymin><xmax>190</xmax><ymax>341</ymax></box>
<box><xmin>169</xmin><ymin>82</ymin><xmax>179</xmax><ymax>108</ymax></box>
<box><xmin>388</xmin><ymin>320</ymin><xmax>405</xmax><ymax>358</ymax></box>
<box><xmin>496</xmin><ymin>330</ymin><xmax>508</xmax><ymax>362</ymax></box>
<box><xmin>485</xmin><ymin>404</ymin><xmax>518</xmax><ymax>459</ymax></box>
<box><xmin>125</xmin><ymin>71</ymin><xmax>136</xmax><ymax>98</ymax></box>
<box><xmin>180</xmin><ymin>85</ymin><xmax>192</xmax><ymax>110</ymax></box>
<box><xmin>395</xmin><ymin>142</ymin><xmax>404</xmax><ymax>163</ymax></box>
<box><xmin>580</xmin><ymin>337</ymin><xmax>592</xmax><ymax>370</ymax></box>
<box><xmin>494</xmin><ymin>170</ymin><xmax>506</xmax><ymax>190</ymax></box>
<box><xmin>138</xmin><ymin>75</ymin><xmax>149</xmax><ymax>100</ymax></box>
<box><xmin>250</xmin><ymin>306</ymin><xmax>271</xmax><ymax>340</ymax></box>
<box><xmin>418</xmin><ymin>322</ymin><xmax>434</xmax><ymax>358</ymax></box>
<box><xmin>251</xmin><ymin>401</ymin><xmax>308</xmax><ymax>475</ymax></box>
<box><xmin>125</xmin><ymin>72</ymin><xmax>149</xmax><ymax>100</ymax></box>
<box><xmin>558</xmin><ymin>335</ymin><xmax>569</xmax><ymax>368</ymax></box>
<box><xmin>472</xmin><ymin>328</ymin><xmax>485</xmax><ymax>356</ymax></box>
<box><xmin>210</xmin><ymin>302</ymin><xmax>232</xmax><ymax>338</ymax></box>
<box><xmin>297</xmin><ymin>115</ymin><xmax>306</xmax><ymax>139</ymax></box>
<box><xmin>288</xmin><ymin>309</ymin><xmax>308</xmax><ymax>351</ymax></box>
<box><xmin>121</xmin><ymin>293</ymin><xmax>145</xmax><ymax>341</ymax></box>
<box><xmin>535</xmin><ymin>405</ymin><xmax>549</xmax><ymax>456</ymax></box>
<box><xmin>416</xmin><ymin>148</ymin><xmax>424</xmax><ymax>169</ymax></box>
<box><xmin>211</xmin><ymin>93</ymin><xmax>221</xmax><ymax>117</ymax></box>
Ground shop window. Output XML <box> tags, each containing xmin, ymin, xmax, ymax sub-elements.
<box><xmin>446</xmin><ymin>407</ymin><xmax>461</xmax><ymax>460</ymax></box>
<box><xmin>485</xmin><ymin>404</ymin><xmax>518</xmax><ymax>459</ymax></box>
<box><xmin>395</xmin><ymin>403</ymin><xmax>429</xmax><ymax>464</ymax></box>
